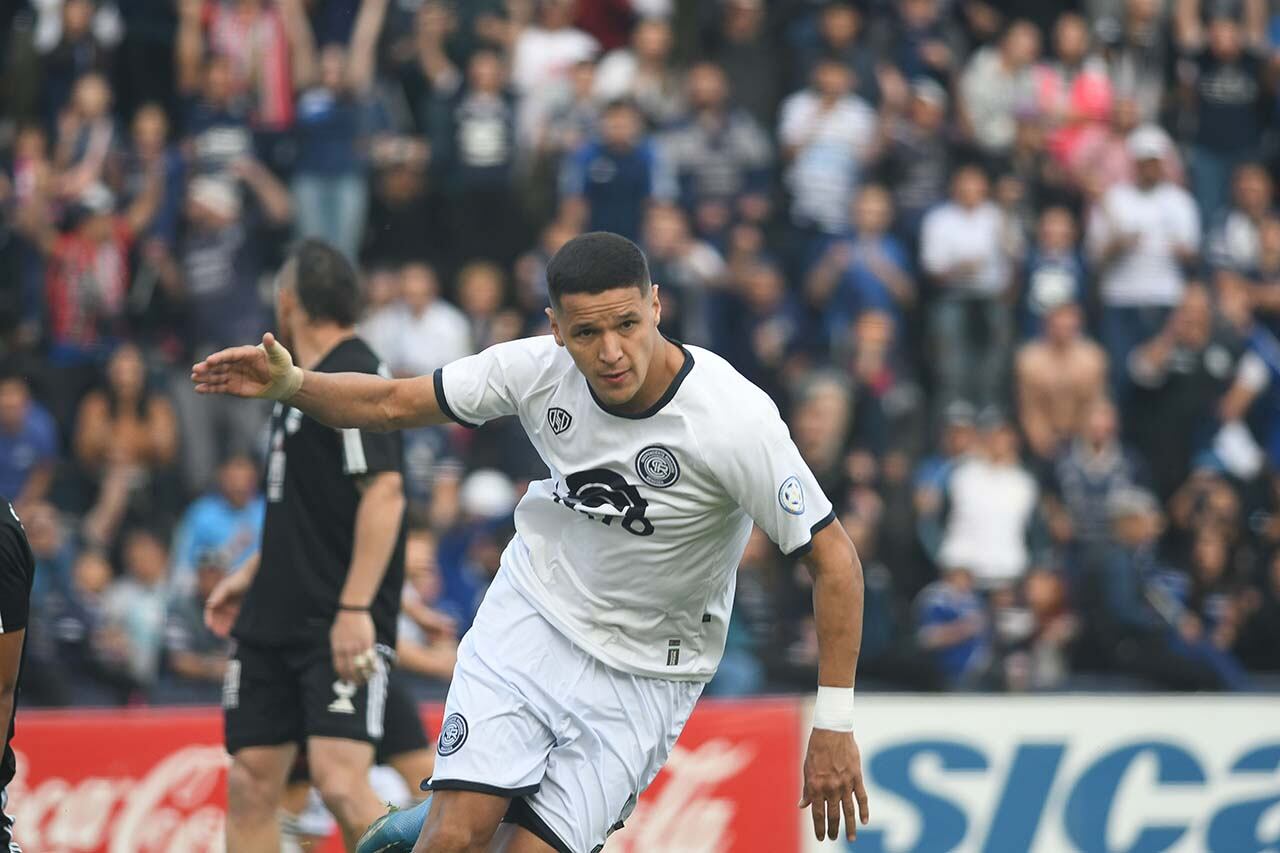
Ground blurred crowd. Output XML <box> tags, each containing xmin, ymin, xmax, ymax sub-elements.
<box><xmin>3</xmin><ymin>0</ymin><xmax>1280</xmax><ymax>706</ymax></box>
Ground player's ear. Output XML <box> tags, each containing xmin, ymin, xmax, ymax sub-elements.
<box><xmin>546</xmin><ymin>306</ymin><xmax>565</xmax><ymax>347</ymax></box>
<box><xmin>650</xmin><ymin>283</ymin><xmax>661</xmax><ymax>327</ymax></box>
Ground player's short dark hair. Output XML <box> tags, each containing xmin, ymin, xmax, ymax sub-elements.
<box><xmin>286</xmin><ymin>239</ymin><xmax>360</xmax><ymax>327</ymax></box>
<box><xmin>546</xmin><ymin>232</ymin><xmax>651</xmax><ymax>307</ymax></box>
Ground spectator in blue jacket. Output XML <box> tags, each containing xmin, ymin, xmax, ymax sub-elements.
<box><xmin>168</xmin><ymin>454</ymin><xmax>264</xmax><ymax>594</ymax></box>
<box><xmin>560</xmin><ymin>98</ymin><xmax>676</xmax><ymax>242</ymax></box>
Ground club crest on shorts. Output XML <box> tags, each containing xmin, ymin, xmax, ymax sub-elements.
<box><xmin>635</xmin><ymin>445</ymin><xmax>680</xmax><ymax>488</ymax></box>
<box><xmin>438</xmin><ymin>713</ymin><xmax>469</xmax><ymax>756</ymax></box>
<box><xmin>779</xmin><ymin>476</ymin><xmax>805</xmax><ymax>515</ymax></box>
<box><xmin>547</xmin><ymin>407</ymin><xmax>573</xmax><ymax>435</ymax></box>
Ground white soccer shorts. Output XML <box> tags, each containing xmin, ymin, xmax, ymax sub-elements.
<box><xmin>429</xmin><ymin>570</ymin><xmax>703</xmax><ymax>853</ymax></box>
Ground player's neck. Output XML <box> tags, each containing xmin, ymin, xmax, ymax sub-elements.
<box><xmin>613</xmin><ymin>337</ymin><xmax>684</xmax><ymax>416</ymax></box>
<box><xmin>293</xmin><ymin>324</ymin><xmax>356</xmax><ymax>369</ymax></box>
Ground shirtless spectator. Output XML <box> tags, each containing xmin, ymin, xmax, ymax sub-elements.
<box><xmin>1016</xmin><ymin>297</ymin><xmax>1108</xmax><ymax>461</ymax></box>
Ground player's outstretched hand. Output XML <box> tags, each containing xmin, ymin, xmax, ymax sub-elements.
<box><xmin>205</xmin><ymin>567</ymin><xmax>253</xmax><ymax>638</ymax></box>
<box><xmin>799</xmin><ymin>728</ymin><xmax>870</xmax><ymax>842</ymax></box>
<box><xmin>191</xmin><ymin>333</ymin><xmax>304</xmax><ymax>401</ymax></box>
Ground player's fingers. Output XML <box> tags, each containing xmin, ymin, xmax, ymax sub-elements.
<box><xmin>810</xmin><ymin>800</ymin><xmax>825</xmax><ymax>842</ymax></box>
<box><xmin>855</xmin><ymin>774</ymin><xmax>871</xmax><ymax>825</ymax></box>
<box><xmin>842</xmin><ymin>792</ymin><xmax>858</xmax><ymax>841</ymax></box>
<box><xmin>826</xmin><ymin>795</ymin><xmax>841</xmax><ymax>841</ymax></box>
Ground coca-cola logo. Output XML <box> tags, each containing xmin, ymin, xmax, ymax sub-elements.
<box><xmin>10</xmin><ymin>745</ymin><xmax>228</xmax><ymax>852</ymax></box>
<box><xmin>609</xmin><ymin>739</ymin><xmax>755</xmax><ymax>853</ymax></box>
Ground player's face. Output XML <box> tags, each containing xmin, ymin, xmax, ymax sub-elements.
<box><xmin>549</xmin><ymin>285</ymin><xmax>662</xmax><ymax>409</ymax></box>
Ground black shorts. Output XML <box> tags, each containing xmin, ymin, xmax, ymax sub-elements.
<box><xmin>286</xmin><ymin>669</ymin><xmax>432</xmax><ymax>784</ymax></box>
<box><xmin>223</xmin><ymin>640</ymin><xmax>393</xmax><ymax>755</ymax></box>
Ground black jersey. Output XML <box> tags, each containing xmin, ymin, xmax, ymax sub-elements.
<box><xmin>234</xmin><ymin>337</ymin><xmax>406</xmax><ymax>648</ymax></box>
<box><xmin>1</xmin><ymin>496</ymin><xmax>35</xmax><ymax>796</ymax></box>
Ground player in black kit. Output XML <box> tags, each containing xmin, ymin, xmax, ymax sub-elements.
<box><xmin>201</xmin><ymin>240</ymin><xmax>408</xmax><ymax>852</ymax></box>
<box><xmin>0</xmin><ymin>496</ymin><xmax>35</xmax><ymax>853</ymax></box>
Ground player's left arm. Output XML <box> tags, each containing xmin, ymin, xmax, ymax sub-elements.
<box><xmin>332</xmin><ymin>470</ymin><xmax>406</xmax><ymax>684</ymax></box>
<box><xmin>799</xmin><ymin>519</ymin><xmax>871</xmax><ymax>843</ymax></box>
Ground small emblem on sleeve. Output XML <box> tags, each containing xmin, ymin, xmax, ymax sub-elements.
<box><xmin>779</xmin><ymin>476</ymin><xmax>805</xmax><ymax>515</ymax></box>
<box><xmin>635</xmin><ymin>445</ymin><xmax>680</xmax><ymax>488</ymax></box>
<box><xmin>438</xmin><ymin>713</ymin><xmax>469</xmax><ymax>756</ymax></box>
<box><xmin>548</xmin><ymin>407</ymin><xmax>573</xmax><ymax>435</ymax></box>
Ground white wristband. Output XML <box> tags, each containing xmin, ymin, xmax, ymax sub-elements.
<box><xmin>813</xmin><ymin>686</ymin><xmax>856</xmax><ymax>732</ymax></box>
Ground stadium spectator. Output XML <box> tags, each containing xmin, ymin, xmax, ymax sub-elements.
<box><xmin>281</xmin><ymin>0</ymin><xmax>388</xmax><ymax>262</ymax></box>
<box><xmin>1206</xmin><ymin>162</ymin><xmax>1274</xmax><ymax>275</ymax></box>
<box><xmin>100</xmin><ymin>527</ymin><xmax>170</xmax><ymax>692</ymax></box>
<box><xmin>175</xmin><ymin>50</ymin><xmax>254</xmax><ymax>180</ymax></box>
<box><xmin>872</xmin><ymin>76</ymin><xmax>950</xmax><ymax>241</ymax></box>
<box><xmin>0</xmin><ymin>371</ymin><xmax>58</xmax><ymax>514</ymax></box>
<box><xmin>1098</xmin><ymin>0</ymin><xmax>1173</xmax><ymax>123</ymax></box>
<box><xmin>364</xmin><ymin>262</ymin><xmax>471</xmax><ymax>378</ymax></box>
<box><xmin>15</xmin><ymin>176</ymin><xmax>160</xmax><ymax>423</ymax></box>
<box><xmin>1020</xmin><ymin>206</ymin><xmax>1086</xmax><ymax>338</ymax></box>
<box><xmin>921</xmin><ymin>164</ymin><xmax>1017</xmax><ymax>411</ymax></box>
<box><xmin>1177</xmin><ymin>13</ymin><xmax>1269</xmax><ymax>224</ymax></box>
<box><xmin>43</xmin><ymin>548</ymin><xmax>132</xmax><ymax>705</ymax></box>
<box><xmin>662</xmin><ymin>60</ymin><xmax>773</xmax><ymax>241</ymax></box>
<box><xmin>793</xmin><ymin>1</ymin><xmax>880</xmax><ymax>106</ymax></box>
<box><xmin>641</xmin><ymin>203</ymin><xmax>724</xmax><ymax>345</ymax></box>
<box><xmin>886</xmin><ymin>0</ymin><xmax>964</xmax><ymax>88</ymax></box>
<box><xmin>159</xmin><ymin>549</ymin><xmax>232</xmax><ymax>702</ymax></box>
<box><xmin>1048</xmin><ymin>399</ymin><xmax>1146</xmax><ymax>556</ymax></box>
<box><xmin>959</xmin><ymin>20</ymin><xmax>1040</xmax><ymax>162</ymax></box>
<box><xmin>33</xmin><ymin>0</ymin><xmax>120</xmax><ymax>125</ymax></box>
<box><xmin>111</xmin><ymin>104</ymin><xmax>185</xmax><ymax>251</ymax></box>
<box><xmin>938</xmin><ymin>414</ymin><xmax>1040</xmax><ymax>591</ymax></box>
<box><xmin>1128</xmin><ymin>285</ymin><xmax>1241</xmax><ymax>499</ymax></box>
<box><xmin>806</xmin><ymin>184</ymin><xmax>914</xmax><ymax>358</ymax></box>
<box><xmin>1234</xmin><ymin>548</ymin><xmax>1280</xmax><ymax>671</ymax></box>
<box><xmin>175</xmin><ymin>0</ymin><xmax>294</xmax><ymax>134</ymax></box>
<box><xmin>914</xmin><ymin>566</ymin><xmax>991</xmax><ymax>689</ymax></box>
<box><xmin>1015</xmin><ymin>296</ymin><xmax>1108</xmax><ymax>462</ymax></box>
<box><xmin>1087</xmin><ymin>124</ymin><xmax>1200</xmax><ymax>399</ymax></box>
<box><xmin>707</xmin><ymin>0</ymin><xmax>780</xmax><ymax>130</ymax></box>
<box><xmin>510</xmin><ymin>0</ymin><xmax>599</xmax><ymax>147</ymax></box>
<box><xmin>54</xmin><ymin>72</ymin><xmax>119</xmax><ymax>202</ymax></box>
<box><xmin>779</xmin><ymin>55</ymin><xmax>876</xmax><ymax>243</ymax></box>
<box><xmin>1034</xmin><ymin>12</ymin><xmax>1114</xmax><ymax>169</ymax></box>
<box><xmin>419</xmin><ymin>33</ymin><xmax>521</xmax><ymax>266</ymax></box>
<box><xmin>709</xmin><ymin>259</ymin><xmax>803</xmax><ymax>402</ymax></box>
<box><xmin>455</xmin><ymin>261</ymin><xmax>521</xmax><ymax>352</ymax></box>
<box><xmin>594</xmin><ymin>17</ymin><xmax>683</xmax><ymax>127</ymax></box>
<box><xmin>560</xmin><ymin>98</ymin><xmax>674</xmax><ymax>242</ymax></box>
<box><xmin>394</xmin><ymin>527</ymin><xmax>458</xmax><ymax>687</ymax></box>
<box><xmin>168</xmin><ymin>453</ymin><xmax>264</xmax><ymax>593</ymax></box>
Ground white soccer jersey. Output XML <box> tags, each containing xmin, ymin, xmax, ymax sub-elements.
<box><xmin>434</xmin><ymin>335</ymin><xmax>834</xmax><ymax>681</ymax></box>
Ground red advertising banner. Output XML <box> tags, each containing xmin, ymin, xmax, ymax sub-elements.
<box><xmin>7</xmin><ymin>699</ymin><xmax>800</xmax><ymax>853</ymax></box>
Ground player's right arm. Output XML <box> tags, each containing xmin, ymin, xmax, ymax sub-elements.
<box><xmin>190</xmin><ymin>333</ymin><xmax>450</xmax><ymax>431</ymax></box>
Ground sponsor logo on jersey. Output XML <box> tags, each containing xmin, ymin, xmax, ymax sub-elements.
<box><xmin>438</xmin><ymin>713</ymin><xmax>469</xmax><ymax>756</ymax></box>
<box><xmin>328</xmin><ymin>680</ymin><xmax>358</xmax><ymax>715</ymax></box>
<box><xmin>778</xmin><ymin>476</ymin><xmax>805</xmax><ymax>515</ymax></box>
<box><xmin>554</xmin><ymin>468</ymin><xmax>654</xmax><ymax>536</ymax></box>
<box><xmin>547</xmin><ymin>407</ymin><xmax>573</xmax><ymax>435</ymax></box>
<box><xmin>635</xmin><ymin>445</ymin><xmax>680</xmax><ymax>488</ymax></box>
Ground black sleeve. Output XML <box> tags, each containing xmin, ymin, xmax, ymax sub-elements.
<box><xmin>341</xmin><ymin>427</ymin><xmax>403</xmax><ymax>478</ymax></box>
<box><xmin>0</xmin><ymin>517</ymin><xmax>34</xmax><ymax>635</ymax></box>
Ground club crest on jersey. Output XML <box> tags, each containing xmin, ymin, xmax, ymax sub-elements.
<box><xmin>779</xmin><ymin>476</ymin><xmax>805</xmax><ymax>515</ymax></box>
<box><xmin>635</xmin><ymin>445</ymin><xmax>680</xmax><ymax>488</ymax></box>
<box><xmin>438</xmin><ymin>713</ymin><xmax>469</xmax><ymax>756</ymax></box>
<box><xmin>547</xmin><ymin>407</ymin><xmax>573</xmax><ymax>435</ymax></box>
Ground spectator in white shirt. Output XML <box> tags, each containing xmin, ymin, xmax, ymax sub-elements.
<box><xmin>778</xmin><ymin>56</ymin><xmax>876</xmax><ymax>239</ymax></box>
<box><xmin>360</xmin><ymin>262</ymin><xmax>472</xmax><ymax>378</ymax></box>
<box><xmin>593</xmin><ymin>17</ymin><xmax>685</xmax><ymax>128</ymax></box>
<box><xmin>920</xmin><ymin>164</ymin><xmax>1019</xmax><ymax>410</ymax></box>
<box><xmin>939</xmin><ymin>414</ymin><xmax>1040</xmax><ymax>591</ymax></box>
<box><xmin>959</xmin><ymin>20</ymin><xmax>1041</xmax><ymax>159</ymax></box>
<box><xmin>1087</xmin><ymin>124</ymin><xmax>1200</xmax><ymax>401</ymax></box>
<box><xmin>510</xmin><ymin>0</ymin><xmax>600</xmax><ymax>147</ymax></box>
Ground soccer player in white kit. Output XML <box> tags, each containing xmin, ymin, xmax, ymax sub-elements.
<box><xmin>193</xmin><ymin>233</ymin><xmax>869</xmax><ymax>853</ymax></box>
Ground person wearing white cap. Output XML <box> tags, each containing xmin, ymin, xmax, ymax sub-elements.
<box><xmin>1086</xmin><ymin>123</ymin><xmax>1199</xmax><ymax>401</ymax></box>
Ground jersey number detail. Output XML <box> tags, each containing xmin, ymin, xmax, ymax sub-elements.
<box><xmin>553</xmin><ymin>468</ymin><xmax>654</xmax><ymax>537</ymax></box>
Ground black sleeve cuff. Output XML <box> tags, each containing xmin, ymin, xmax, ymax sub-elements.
<box><xmin>785</xmin><ymin>510</ymin><xmax>838</xmax><ymax>558</ymax></box>
<box><xmin>433</xmin><ymin>367</ymin><xmax>478</xmax><ymax>429</ymax></box>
